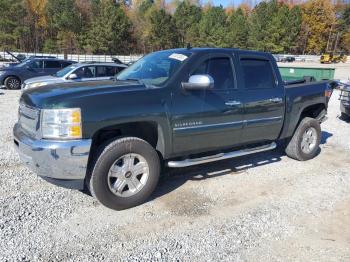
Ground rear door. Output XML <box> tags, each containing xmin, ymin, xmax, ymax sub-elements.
<box><xmin>237</xmin><ymin>54</ymin><xmax>285</xmax><ymax>143</ymax></box>
<box><xmin>96</xmin><ymin>66</ymin><xmax>119</xmax><ymax>79</ymax></box>
<box><xmin>73</xmin><ymin>66</ymin><xmax>96</xmax><ymax>81</ymax></box>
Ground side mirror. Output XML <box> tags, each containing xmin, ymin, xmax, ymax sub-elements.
<box><xmin>182</xmin><ymin>75</ymin><xmax>214</xmax><ymax>90</ymax></box>
<box><xmin>67</xmin><ymin>73</ymin><xmax>78</xmax><ymax>80</ymax></box>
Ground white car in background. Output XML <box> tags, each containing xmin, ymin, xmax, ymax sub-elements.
<box><xmin>22</xmin><ymin>62</ymin><xmax>127</xmax><ymax>90</ymax></box>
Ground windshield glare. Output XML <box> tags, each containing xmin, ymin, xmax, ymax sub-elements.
<box><xmin>54</xmin><ymin>65</ymin><xmax>76</xmax><ymax>77</ymax></box>
<box><xmin>117</xmin><ymin>51</ymin><xmax>191</xmax><ymax>86</ymax></box>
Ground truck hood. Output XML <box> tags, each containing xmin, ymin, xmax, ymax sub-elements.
<box><xmin>20</xmin><ymin>79</ymin><xmax>148</xmax><ymax>108</ymax></box>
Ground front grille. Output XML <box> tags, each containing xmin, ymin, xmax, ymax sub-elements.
<box><xmin>18</xmin><ymin>103</ymin><xmax>40</xmax><ymax>136</ymax></box>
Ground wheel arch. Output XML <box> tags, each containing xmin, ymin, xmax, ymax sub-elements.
<box><xmin>89</xmin><ymin>121</ymin><xmax>166</xmax><ymax>160</ymax></box>
<box><xmin>293</xmin><ymin>103</ymin><xmax>326</xmax><ymax>136</ymax></box>
<box><xmin>3</xmin><ymin>75</ymin><xmax>21</xmax><ymax>85</ymax></box>
<box><xmin>281</xmin><ymin>102</ymin><xmax>326</xmax><ymax>139</ymax></box>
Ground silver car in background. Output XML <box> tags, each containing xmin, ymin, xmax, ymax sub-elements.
<box><xmin>22</xmin><ymin>62</ymin><xmax>127</xmax><ymax>89</ymax></box>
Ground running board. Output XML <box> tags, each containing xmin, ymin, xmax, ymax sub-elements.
<box><xmin>167</xmin><ymin>142</ymin><xmax>277</xmax><ymax>168</ymax></box>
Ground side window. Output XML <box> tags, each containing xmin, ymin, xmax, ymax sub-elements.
<box><xmin>96</xmin><ymin>66</ymin><xmax>107</xmax><ymax>77</ymax></box>
<box><xmin>105</xmin><ymin>66</ymin><xmax>118</xmax><ymax>76</ymax></box>
<box><xmin>61</xmin><ymin>61</ymin><xmax>72</xmax><ymax>68</ymax></box>
<box><xmin>44</xmin><ymin>60</ymin><xmax>61</xmax><ymax>69</ymax></box>
<box><xmin>117</xmin><ymin>66</ymin><xmax>126</xmax><ymax>73</ymax></box>
<box><xmin>30</xmin><ymin>60</ymin><xmax>43</xmax><ymax>69</ymax></box>
<box><xmin>240</xmin><ymin>59</ymin><xmax>275</xmax><ymax>89</ymax></box>
<box><xmin>74</xmin><ymin>66</ymin><xmax>95</xmax><ymax>78</ymax></box>
<box><xmin>191</xmin><ymin>57</ymin><xmax>235</xmax><ymax>90</ymax></box>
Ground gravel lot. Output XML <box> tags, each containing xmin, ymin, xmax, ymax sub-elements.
<box><xmin>0</xmin><ymin>87</ymin><xmax>350</xmax><ymax>261</ymax></box>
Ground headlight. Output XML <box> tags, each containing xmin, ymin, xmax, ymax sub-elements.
<box><xmin>0</xmin><ymin>71</ymin><xmax>5</xmax><ymax>75</ymax></box>
<box><xmin>41</xmin><ymin>108</ymin><xmax>82</xmax><ymax>139</ymax></box>
<box><xmin>27</xmin><ymin>82</ymin><xmax>47</xmax><ymax>89</ymax></box>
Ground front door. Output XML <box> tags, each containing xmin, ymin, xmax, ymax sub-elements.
<box><xmin>171</xmin><ymin>54</ymin><xmax>244</xmax><ymax>155</ymax></box>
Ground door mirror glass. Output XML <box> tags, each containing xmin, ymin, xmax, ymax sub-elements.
<box><xmin>67</xmin><ymin>73</ymin><xmax>79</xmax><ymax>80</ymax></box>
<box><xmin>182</xmin><ymin>75</ymin><xmax>214</xmax><ymax>90</ymax></box>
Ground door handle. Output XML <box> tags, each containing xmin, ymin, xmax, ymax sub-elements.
<box><xmin>225</xmin><ymin>100</ymin><xmax>241</xmax><ymax>106</ymax></box>
<box><xmin>269</xmin><ymin>98</ymin><xmax>283</xmax><ymax>103</ymax></box>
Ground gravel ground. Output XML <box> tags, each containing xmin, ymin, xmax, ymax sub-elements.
<box><xmin>0</xmin><ymin>87</ymin><xmax>350</xmax><ymax>261</ymax></box>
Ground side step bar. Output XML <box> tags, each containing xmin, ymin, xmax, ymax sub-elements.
<box><xmin>167</xmin><ymin>142</ymin><xmax>277</xmax><ymax>168</ymax></box>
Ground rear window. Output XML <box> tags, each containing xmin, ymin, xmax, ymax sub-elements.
<box><xmin>45</xmin><ymin>60</ymin><xmax>61</xmax><ymax>69</ymax></box>
<box><xmin>61</xmin><ymin>61</ymin><xmax>73</xmax><ymax>68</ymax></box>
<box><xmin>240</xmin><ymin>59</ymin><xmax>275</xmax><ymax>89</ymax></box>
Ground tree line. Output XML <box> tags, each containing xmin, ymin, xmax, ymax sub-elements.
<box><xmin>0</xmin><ymin>0</ymin><xmax>349</xmax><ymax>55</ymax></box>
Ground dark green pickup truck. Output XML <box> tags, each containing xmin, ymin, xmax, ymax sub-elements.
<box><xmin>14</xmin><ymin>48</ymin><xmax>334</xmax><ymax>210</ymax></box>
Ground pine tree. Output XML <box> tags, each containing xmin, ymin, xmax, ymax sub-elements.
<box><xmin>147</xmin><ymin>8</ymin><xmax>179</xmax><ymax>50</ymax></box>
<box><xmin>173</xmin><ymin>0</ymin><xmax>202</xmax><ymax>47</ymax></box>
<box><xmin>197</xmin><ymin>5</ymin><xmax>227</xmax><ymax>47</ymax></box>
<box><xmin>226</xmin><ymin>8</ymin><xmax>249</xmax><ymax>49</ymax></box>
<box><xmin>87</xmin><ymin>0</ymin><xmax>132</xmax><ymax>54</ymax></box>
<box><xmin>0</xmin><ymin>0</ymin><xmax>28</xmax><ymax>50</ymax></box>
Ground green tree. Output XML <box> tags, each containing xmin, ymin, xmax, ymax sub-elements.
<box><xmin>196</xmin><ymin>5</ymin><xmax>227</xmax><ymax>47</ymax></box>
<box><xmin>338</xmin><ymin>4</ymin><xmax>350</xmax><ymax>52</ymax></box>
<box><xmin>173</xmin><ymin>0</ymin><xmax>202</xmax><ymax>47</ymax></box>
<box><xmin>87</xmin><ymin>0</ymin><xmax>132</xmax><ymax>54</ymax></box>
<box><xmin>248</xmin><ymin>0</ymin><xmax>301</xmax><ymax>53</ymax></box>
<box><xmin>147</xmin><ymin>8</ymin><xmax>179</xmax><ymax>50</ymax></box>
<box><xmin>226</xmin><ymin>8</ymin><xmax>249</xmax><ymax>49</ymax></box>
<box><xmin>46</xmin><ymin>0</ymin><xmax>81</xmax><ymax>52</ymax></box>
<box><xmin>0</xmin><ymin>0</ymin><xmax>28</xmax><ymax>50</ymax></box>
<box><xmin>248</xmin><ymin>1</ymin><xmax>277</xmax><ymax>51</ymax></box>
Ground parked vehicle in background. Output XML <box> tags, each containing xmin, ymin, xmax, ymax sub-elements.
<box><xmin>0</xmin><ymin>57</ymin><xmax>75</xmax><ymax>89</ymax></box>
<box><xmin>338</xmin><ymin>82</ymin><xmax>350</xmax><ymax>119</ymax></box>
<box><xmin>2</xmin><ymin>55</ymin><xmax>57</xmax><ymax>68</ymax></box>
<box><xmin>22</xmin><ymin>62</ymin><xmax>127</xmax><ymax>90</ymax></box>
<box><xmin>273</xmin><ymin>54</ymin><xmax>283</xmax><ymax>62</ymax></box>
<box><xmin>280</xmin><ymin>56</ymin><xmax>295</xmax><ymax>62</ymax></box>
<box><xmin>14</xmin><ymin>48</ymin><xmax>335</xmax><ymax>210</ymax></box>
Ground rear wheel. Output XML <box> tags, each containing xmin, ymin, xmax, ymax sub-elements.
<box><xmin>89</xmin><ymin>137</ymin><xmax>160</xmax><ymax>210</ymax></box>
<box><xmin>4</xmin><ymin>76</ymin><xmax>21</xmax><ymax>90</ymax></box>
<box><xmin>285</xmin><ymin>117</ymin><xmax>321</xmax><ymax>161</ymax></box>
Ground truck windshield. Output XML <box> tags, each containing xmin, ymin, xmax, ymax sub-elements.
<box><xmin>117</xmin><ymin>50</ymin><xmax>191</xmax><ymax>86</ymax></box>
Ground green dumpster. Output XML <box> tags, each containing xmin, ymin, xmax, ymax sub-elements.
<box><xmin>278</xmin><ymin>66</ymin><xmax>335</xmax><ymax>81</ymax></box>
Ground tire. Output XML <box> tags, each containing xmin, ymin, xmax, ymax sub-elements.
<box><xmin>89</xmin><ymin>137</ymin><xmax>160</xmax><ymax>210</ymax></box>
<box><xmin>340</xmin><ymin>112</ymin><xmax>349</xmax><ymax>120</ymax></box>
<box><xmin>285</xmin><ymin>117</ymin><xmax>321</xmax><ymax>161</ymax></box>
<box><xmin>4</xmin><ymin>76</ymin><xmax>21</xmax><ymax>90</ymax></box>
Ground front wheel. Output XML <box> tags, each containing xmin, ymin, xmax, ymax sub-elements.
<box><xmin>4</xmin><ymin>76</ymin><xmax>21</xmax><ymax>90</ymax></box>
<box><xmin>89</xmin><ymin>137</ymin><xmax>160</xmax><ymax>210</ymax></box>
<box><xmin>285</xmin><ymin>117</ymin><xmax>321</xmax><ymax>161</ymax></box>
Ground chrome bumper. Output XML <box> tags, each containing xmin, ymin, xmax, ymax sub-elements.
<box><xmin>13</xmin><ymin>123</ymin><xmax>91</xmax><ymax>189</ymax></box>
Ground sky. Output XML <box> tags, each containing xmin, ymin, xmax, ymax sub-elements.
<box><xmin>202</xmin><ymin>0</ymin><xmax>247</xmax><ymax>7</ymax></box>
<box><xmin>209</xmin><ymin>0</ymin><xmax>233</xmax><ymax>6</ymax></box>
